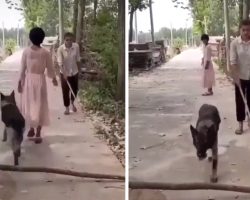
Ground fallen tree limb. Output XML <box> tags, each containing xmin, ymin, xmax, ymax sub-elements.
<box><xmin>130</xmin><ymin>181</ymin><xmax>250</xmax><ymax>193</ymax></box>
<box><xmin>0</xmin><ymin>164</ymin><xmax>124</xmax><ymax>181</ymax></box>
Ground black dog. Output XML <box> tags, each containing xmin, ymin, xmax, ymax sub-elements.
<box><xmin>190</xmin><ymin>104</ymin><xmax>221</xmax><ymax>183</ymax></box>
<box><xmin>1</xmin><ymin>91</ymin><xmax>25</xmax><ymax>165</ymax></box>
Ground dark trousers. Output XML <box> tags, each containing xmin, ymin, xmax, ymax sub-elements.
<box><xmin>60</xmin><ymin>73</ymin><xmax>79</xmax><ymax>107</ymax></box>
<box><xmin>235</xmin><ymin>79</ymin><xmax>250</xmax><ymax>122</ymax></box>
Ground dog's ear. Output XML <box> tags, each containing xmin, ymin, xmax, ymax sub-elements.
<box><xmin>10</xmin><ymin>90</ymin><xmax>15</xmax><ymax>97</ymax></box>
<box><xmin>0</xmin><ymin>92</ymin><xmax>4</xmax><ymax>100</ymax></box>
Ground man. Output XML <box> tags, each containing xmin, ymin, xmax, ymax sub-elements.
<box><xmin>57</xmin><ymin>32</ymin><xmax>81</xmax><ymax>115</ymax></box>
<box><xmin>230</xmin><ymin>19</ymin><xmax>250</xmax><ymax>135</ymax></box>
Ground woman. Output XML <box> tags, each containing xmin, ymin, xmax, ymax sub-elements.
<box><xmin>201</xmin><ymin>34</ymin><xmax>215</xmax><ymax>96</ymax></box>
<box><xmin>18</xmin><ymin>27</ymin><xmax>58</xmax><ymax>143</ymax></box>
<box><xmin>57</xmin><ymin>32</ymin><xmax>81</xmax><ymax>115</ymax></box>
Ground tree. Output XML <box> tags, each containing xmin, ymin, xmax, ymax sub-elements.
<box><xmin>128</xmin><ymin>0</ymin><xmax>148</xmax><ymax>42</ymax></box>
<box><xmin>116</xmin><ymin>0</ymin><xmax>125</xmax><ymax>102</ymax></box>
<box><xmin>58</xmin><ymin>0</ymin><xmax>64</xmax><ymax>44</ymax></box>
<box><xmin>76</xmin><ymin>0</ymin><xmax>86</xmax><ymax>47</ymax></box>
<box><xmin>73</xmin><ymin>0</ymin><xmax>79</xmax><ymax>37</ymax></box>
<box><xmin>93</xmin><ymin>0</ymin><xmax>98</xmax><ymax>24</ymax></box>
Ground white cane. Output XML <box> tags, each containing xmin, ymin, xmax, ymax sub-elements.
<box><xmin>238</xmin><ymin>84</ymin><xmax>250</xmax><ymax>127</ymax></box>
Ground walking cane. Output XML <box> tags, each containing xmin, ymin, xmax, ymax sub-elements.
<box><xmin>238</xmin><ymin>84</ymin><xmax>250</xmax><ymax>127</ymax></box>
<box><xmin>66</xmin><ymin>79</ymin><xmax>81</xmax><ymax>104</ymax></box>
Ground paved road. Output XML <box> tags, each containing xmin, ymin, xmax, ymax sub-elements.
<box><xmin>129</xmin><ymin>48</ymin><xmax>250</xmax><ymax>200</ymax></box>
<box><xmin>0</xmin><ymin>50</ymin><xmax>124</xmax><ymax>200</ymax></box>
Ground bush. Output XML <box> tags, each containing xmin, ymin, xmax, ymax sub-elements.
<box><xmin>5</xmin><ymin>39</ymin><xmax>16</xmax><ymax>54</ymax></box>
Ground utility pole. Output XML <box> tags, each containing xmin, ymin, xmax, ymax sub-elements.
<box><xmin>223</xmin><ymin>0</ymin><xmax>230</xmax><ymax>72</ymax></box>
<box><xmin>2</xmin><ymin>22</ymin><xmax>5</xmax><ymax>54</ymax></box>
<box><xmin>149</xmin><ymin>0</ymin><xmax>155</xmax><ymax>45</ymax></box>
<box><xmin>17</xmin><ymin>23</ymin><xmax>19</xmax><ymax>47</ymax></box>
<box><xmin>170</xmin><ymin>22</ymin><xmax>173</xmax><ymax>47</ymax></box>
<box><xmin>185</xmin><ymin>20</ymin><xmax>188</xmax><ymax>46</ymax></box>
<box><xmin>204</xmin><ymin>16</ymin><xmax>208</xmax><ymax>33</ymax></box>
<box><xmin>134</xmin><ymin>11</ymin><xmax>138</xmax><ymax>43</ymax></box>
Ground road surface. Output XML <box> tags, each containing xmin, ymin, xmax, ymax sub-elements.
<box><xmin>0</xmin><ymin>50</ymin><xmax>124</xmax><ymax>200</ymax></box>
<box><xmin>129</xmin><ymin>48</ymin><xmax>250</xmax><ymax>200</ymax></box>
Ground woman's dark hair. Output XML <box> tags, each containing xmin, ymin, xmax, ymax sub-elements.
<box><xmin>64</xmin><ymin>32</ymin><xmax>74</xmax><ymax>39</ymax></box>
<box><xmin>240</xmin><ymin>19</ymin><xmax>250</xmax><ymax>28</ymax></box>
<box><xmin>201</xmin><ymin>34</ymin><xmax>209</xmax><ymax>41</ymax></box>
<box><xmin>29</xmin><ymin>27</ymin><xmax>45</xmax><ymax>46</ymax></box>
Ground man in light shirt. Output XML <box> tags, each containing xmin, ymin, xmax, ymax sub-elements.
<box><xmin>57</xmin><ymin>32</ymin><xmax>81</xmax><ymax>115</ymax></box>
<box><xmin>230</xmin><ymin>19</ymin><xmax>250</xmax><ymax>134</ymax></box>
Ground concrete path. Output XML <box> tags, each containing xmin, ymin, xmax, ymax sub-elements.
<box><xmin>0</xmin><ymin>50</ymin><xmax>124</xmax><ymax>200</ymax></box>
<box><xmin>129</xmin><ymin>48</ymin><xmax>250</xmax><ymax>199</ymax></box>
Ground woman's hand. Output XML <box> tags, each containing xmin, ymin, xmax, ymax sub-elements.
<box><xmin>18</xmin><ymin>81</ymin><xmax>22</xmax><ymax>93</ymax></box>
<box><xmin>52</xmin><ymin>78</ymin><xmax>58</xmax><ymax>86</ymax></box>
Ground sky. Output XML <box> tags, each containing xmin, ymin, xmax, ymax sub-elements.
<box><xmin>0</xmin><ymin>0</ymin><xmax>25</xmax><ymax>29</ymax></box>
<box><xmin>134</xmin><ymin>0</ymin><xmax>193</xmax><ymax>32</ymax></box>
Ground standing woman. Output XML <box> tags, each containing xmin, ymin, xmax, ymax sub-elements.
<box><xmin>201</xmin><ymin>34</ymin><xmax>215</xmax><ymax>96</ymax></box>
<box><xmin>18</xmin><ymin>27</ymin><xmax>58</xmax><ymax>143</ymax></box>
<box><xmin>57</xmin><ymin>32</ymin><xmax>81</xmax><ymax>115</ymax></box>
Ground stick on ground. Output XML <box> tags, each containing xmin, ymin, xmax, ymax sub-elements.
<box><xmin>0</xmin><ymin>164</ymin><xmax>124</xmax><ymax>181</ymax></box>
<box><xmin>130</xmin><ymin>181</ymin><xmax>250</xmax><ymax>193</ymax></box>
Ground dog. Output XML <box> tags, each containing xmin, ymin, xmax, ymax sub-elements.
<box><xmin>190</xmin><ymin>104</ymin><xmax>221</xmax><ymax>183</ymax></box>
<box><xmin>0</xmin><ymin>90</ymin><xmax>25</xmax><ymax>165</ymax></box>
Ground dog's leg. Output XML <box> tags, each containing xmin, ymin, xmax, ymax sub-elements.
<box><xmin>210</xmin><ymin>139</ymin><xmax>218</xmax><ymax>183</ymax></box>
<box><xmin>13</xmin><ymin>152</ymin><xmax>19</xmax><ymax>166</ymax></box>
<box><xmin>2</xmin><ymin>127</ymin><xmax>7</xmax><ymax>142</ymax></box>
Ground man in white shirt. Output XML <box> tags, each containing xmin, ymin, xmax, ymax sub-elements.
<box><xmin>57</xmin><ymin>32</ymin><xmax>81</xmax><ymax>115</ymax></box>
<box><xmin>230</xmin><ymin>19</ymin><xmax>250</xmax><ymax>134</ymax></box>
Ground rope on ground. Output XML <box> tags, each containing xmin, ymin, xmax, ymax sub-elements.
<box><xmin>129</xmin><ymin>181</ymin><xmax>250</xmax><ymax>193</ymax></box>
<box><xmin>0</xmin><ymin>164</ymin><xmax>124</xmax><ymax>181</ymax></box>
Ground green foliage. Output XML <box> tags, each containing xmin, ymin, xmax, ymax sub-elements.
<box><xmin>79</xmin><ymin>83</ymin><xmax>124</xmax><ymax>118</ymax></box>
<box><xmin>173</xmin><ymin>37</ymin><xmax>184</xmax><ymax>49</ymax></box>
<box><xmin>5</xmin><ymin>39</ymin><xmax>16</xmax><ymax>53</ymax></box>
<box><xmin>88</xmin><ymin>2</ymin><xmax>119</xmax><ymax>97</ymax></box>
<box><xmin>129</xmin><ymin>0</ymin><xmax>149</xmax><ymax>13</ymax></box>
<box><xmin>20</xmin><ymin>0</ymin><xmax>72</xmax><ymax>35</ymax></box>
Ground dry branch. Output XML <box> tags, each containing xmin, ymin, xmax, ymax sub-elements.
<box><xmin>0</xmin><ymin>165</ymin><xmax>124</xmax><ymax>181</ymax></box>
<box><xmin>130</xmin><ymin>181</ymin><xmax>250</xmax><ymax>193</ymax></box>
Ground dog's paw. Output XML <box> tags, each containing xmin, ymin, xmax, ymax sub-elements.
<box><xmin>208</xmin><ymin>156</ymin><xmax>212</xmax><ymax>162</ymax></box>
<box><xmin>210</xmin><ymin>176</ymin><xmax>218</xmax><ymax>183</ymax></box>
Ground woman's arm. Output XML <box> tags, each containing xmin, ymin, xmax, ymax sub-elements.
<box><xmin>18</xmin><ymin>50</ymin><xmax>27</xmax><ymax>92</ymax></box>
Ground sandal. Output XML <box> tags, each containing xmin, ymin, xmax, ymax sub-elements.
<box><xmin>235</xmin><ymin>128</ymin><xmax>243</xmax><ymax>135</ymax></box>
<box><xmin>202</xmin><ymin>92</ymin><xmax>213</xmax><ymax>96</ymax></box>
<box><xmin>27</xmin><ymin>128</ymin><xmax>35</xmax><ymax>137</ymax></box>
<box><xmin>34</xmin><ymin>137</ymin><xmax>43</xmax><ymax>144</ymax></box>
<box><xmin>64</xmin><ymin>110</ymin><xmax>70</xmax><ymax>115</ymax></box>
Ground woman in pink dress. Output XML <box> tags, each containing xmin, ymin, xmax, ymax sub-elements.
<box><xmin>201</xmin><ymin>34</ymin><xmax>215</xmax><ymax>96</ymax></box>
<box><xmin>18</xmin><ymin>27</ymin><xmax>58</xmax><ymax>143</ymax></box>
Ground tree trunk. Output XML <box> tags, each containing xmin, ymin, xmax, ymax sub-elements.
<box><xmin>76</xmin><ymin>0</ymin><xmax>86</xmax><ymax>48</ymax></box>
<box><xmin>243</xmin><ymin>0</ymin><xmax>249</xmax><ymax>20</ymax></box>
<box><xmin>58</xmin><ymin>0</ymin><xmax>64</xmax><ymax>45</ymax></box>
<box><xmin>116</xmin><ymin>0</ymin><xmax>125</xmax><ymax>102</ymax></box>
<box><xmin>239</xmin><ymin>0</ymin><xmax>243</xmax><ymax>23</ymax></box>
<box><xmin>149</xmin><ymin>0</ymin><xmax>155</xmax><ymax>45</ymax></box>
<box><xmin>93</xmin><ymin>0</ymin><xmax>98</xmax><ymax>24</ymax></box>
<box><xmin>73</xmin><ymin>0</ymin><xmax>79</xmax><ymax>38</ymax></box>
<box><xmin>129</xmin><ymin>8</ymin><xmax>134</xmax><ymax>42</ymax></box>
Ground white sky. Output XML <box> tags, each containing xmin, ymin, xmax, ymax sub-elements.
<box><xmin>134</xmin><ymin>0</ymin><xmax>193</xmax><ymax>32</ymax></box>
<box><xmin>0</xmin><ymin>0</ymin><xmax>25</xmax><ymax>29</ymax></box>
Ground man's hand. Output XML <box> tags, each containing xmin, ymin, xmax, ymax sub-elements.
<box><xmin>231</xmin><ymin>71</ymin><xmax>240</xmax><ymax>86</ymax></box>
<box><xmin>18</xmin><ymin>81</ymin><xmax>22</xmax><ymax>93</ymax></box>
<box><xmin>52</xmin><ymin>78</ymin><xmax>58</xmax><ymax>86</ymax></box>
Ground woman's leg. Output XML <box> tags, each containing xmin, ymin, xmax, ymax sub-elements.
<box><xmin>34</xmin><ymin>125</ymin><xmax>42</xmax><ymax>144</ymax></box>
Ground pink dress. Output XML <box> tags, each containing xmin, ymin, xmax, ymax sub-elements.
<box><xmin>19</xmin><ymin>47</ymin><xmax>56</xmax><ymax>127</ymax></box>
<box><xmin>202</xmin><ymin>45</ymin><xmax>215</xmax><ymax>89</ymax></box>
